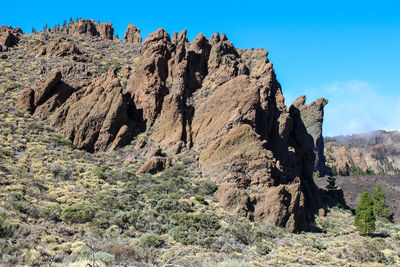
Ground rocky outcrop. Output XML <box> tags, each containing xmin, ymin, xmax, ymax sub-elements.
<box><xmin>66</xmin><ymin>19</ymin><xmax>113</xmax><ymax>40</ymax></box>
<box><xmin>18</xmin><ymin>69</ymin><xmax>142</xmax><ymax>152</ymax></box>
<box><xmin>0</xmin><ymin>26</ymin><xmax>22</xmax><ymax>51</ymax></box>
<box><xmin>33</xmin><ymin>37</ymin><xmax>88</xmax><ymax>62</ymax></box>
<box><xmin>17</xmin><ymin>26</ymin><xmax>328</xmax><ymax>232</ymax></box>
<box><xmin>290</xmin><ymin>96</ymin><xmax>328</xmax><ymax>176</ymax></box>
<box><xmin>17</xmin><ymin>70</ymin><xmax>71</xmax><ymax>114</ymax></box>
<box><xmin>124</xmin><ymin>24</ymin><xmax>142</xmax><ymax>44</ymax></box>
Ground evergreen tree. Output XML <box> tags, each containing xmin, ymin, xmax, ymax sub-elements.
<box><xmin>372</xmin><ymin>184</ymin><xmax>389</xmax><ymax>220</ymax></box>
<box><xmin>326</xmin><ymin>175</ymin><xmax>337</xmax><ymax>191</ymax></box>
<box><xmin>32</xmin><ymin>27</ymin><xmax>36</xmax><ymax>34</ymax></box>
<box><xmin>354</xmin><ymin>190</ymin><xmax>376</xmax><ymax>235</ymax></box>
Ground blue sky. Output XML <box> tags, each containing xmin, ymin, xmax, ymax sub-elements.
<box><xmin>1</xmin><ymin>0</ymin><xmax>399</xmax><ymax>136</ymax></box>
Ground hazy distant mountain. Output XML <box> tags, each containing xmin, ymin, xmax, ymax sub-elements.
<box><xmin>324</xmin><ymin>130</ymin><xmax>400</xmax><ymax>176</ymax></box>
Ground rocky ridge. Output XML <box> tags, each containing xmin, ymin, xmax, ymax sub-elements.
<box><xmin>325</xmin><ymin>130</ymin><xmax>400</xmax><ymax>176</ymax></box>
<box><xmin>13</xmin><ymin>23</ymin><xmax>328</xmax><ymax>232</ymax></box>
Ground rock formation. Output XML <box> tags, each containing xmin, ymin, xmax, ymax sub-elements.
<box><xmin>66</xmin><ymin>19</ymin><xmax>113</xmax><ymax>40</ymax></box>
<box><xmin>124</xmin><ymin>24</ymin><xmax>142</xmax><ymax>44</ymax></box>
<box><xmin>18</xmin><ymin>26</ymin><xmax>329</xmax><ymax>232</ymax></box>
<box><xmin>290</xmin><ymin>96</ymin><xmax>328</xmax><ymax>176</ymax></box>
<box><xmin>33</xmin><ymin>37</ymin><xmax>88</xmax><ymax>62</ymax></box>
<box><xmin>0</xmin><ymin>26</ymin><xmax>22</xmax><ymax>51</ymax></box>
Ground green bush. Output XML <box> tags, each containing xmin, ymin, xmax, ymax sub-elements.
<box><xmin>40</xmin><ymin>204</ymin><xmax>61</xmax><ymax>221</ymax></box>
<box><xmin>197</xmin><ymin>181</ymin><xmax>218</xmax><ymax>195</ymax></box>
<box><xmin>194</xmin><ymin>195</ymin><xmax>208</xmax><ymax>205</ymax></box>
<box><xmin>93</xmin><ymin>166</ymin><xmax>107</xmax><ymax>180</ymax></box>
<box><xmin>61</xmin><ymin>204</ymin><xmax>95</xmax><ymax>223</ymax></box>
<box><xmin>256</xmin><ymin>242</ymin><xmax>271</xmax><ymax>255</ymax></box>
<box><xmin>94</xmin><ymin>251</ymin><xmax>115</xmax><ymax>265</ymax></box>
<box><xmin>139</xmin><ymin>233</ymin><xmax>164</xmax><ymax>248</ymax></box>
<box><xmin>0</xmin><ymin>211</ymin><xmax>15</xmax><ymax>238</ymax></box>
<box><xmin>168</xmin><ymin>212</ymin><xmax>220</xmax><ymax>245</ymax></box>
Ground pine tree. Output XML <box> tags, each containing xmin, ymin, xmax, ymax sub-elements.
<box><xmin>326</xmin><ymin>175</ymin><xmax>337</xmax><ymax>191</ymax></box>
<box><xmin>354</xmin><ymin>190</ymin><xmax>376</xmax><ymax>235</ymax></box>
<box><xmin>372</xmin><ymin>184</ymin><xmax>389</xmax><ymax>220</ymax></box>
<box><xmin>32</xmin><ymin>27</ymin><xmax>36</xmax><ymax>34</ymax></box>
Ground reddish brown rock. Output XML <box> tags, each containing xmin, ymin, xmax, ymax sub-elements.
<box><xmin>17</xmin><ymin>70</ymin><xmax>65</xmax><ymax>114</ymax></box>
<box><xmin>136</xmin><ymin>157</ymin><xmax>171</xmax><ymax>174</ymax></box>
<box><xmin>214</xmin><ymin>182</ymin><xmax>251</xmax><ymax>217</ymax></box>
<box><xmin>33</xmin><ymin>37</ymin><xmax>88</xmax><ymax>62</ymax></box>
<box><xmin>16</xmin><ymin>26</ymin><xmax>329</xmax><ymax>232</ymax></box>
<box><xmin>124</xmin><ymin>24</ymin><xmax>142</xmax><ymax>44</ymax></box>
<box><xmin>252</xmin><ymin>180</ymin><xmax>306</xmax><ymax>232</ymax></box>
<box><xmin>49</xmin><ymin>68</ymin><xmax>139</xmax><ymax>152</ymax></box>
<box><xmin>0</xmin><ymin>26</ymin><xmax>22</xmax><ymax>51</ymax></box>
<box><xmin>66</xmin><ymin>19</ymin><xmax>113</xmax><ymax>40</ymax></box>
<box><xmin>126</xmin><ymin>28</ymin><xmax>172</xmax><ymax>128</ymax></box>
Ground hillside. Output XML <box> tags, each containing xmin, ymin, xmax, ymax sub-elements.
<box><xmin>324</xmin><ymin>130</ymin><xmax>400</xmax><ymax>176</ymax></box>
<box><xmin>0</xmin><ymin>20</ymin><xmax>399</xmax><ymax>266</ymax></box>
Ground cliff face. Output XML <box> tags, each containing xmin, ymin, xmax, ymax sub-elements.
<box><xmin>325</xmin><ymin>130</ymin><xmax>400</xmax><ymax>176</ymax></box>
<box><xmin>15</xmin><ymin>25</ymin><xmax>328</xmax><ymax>232</ymax></box>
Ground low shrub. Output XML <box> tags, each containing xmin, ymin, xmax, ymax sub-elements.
<box><xmin>61</xmin><ymin>204</ymin><xmax>95</xmax><ymax>223</ymax></box>
<box><xmin>139</xmin><ymin>233</ymin><xmax>164</xmax><ymax>248</ymax></box>
<box><xmin>40</xmin><ymin>204</ymin><xmax>61</xmax><ymax>221</ymax></box>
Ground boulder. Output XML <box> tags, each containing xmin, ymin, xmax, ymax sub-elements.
<box><xmin>124</xmin><ymin>24</ymin><xmax>142</xmax><ymax>44</ymax></box>
<box><xmin>136</xmin><ymin>157</ymin><xmax>171</xmax><ymax>174</ymax></box>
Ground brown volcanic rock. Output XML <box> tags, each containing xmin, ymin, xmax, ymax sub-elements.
<box><xmin>136</xmin><ymin>157</ymin><xmax>171</xmax><ymax>175</ymax></box>
<box><xmin>33</xmin><ymin>37</ymin><xmax>88</xmax><ymax>62</ymax></box>
<box><xmin>124</xmin><ymin>24</ymin><xmax>142</xmax><ymax>44</ymax></box>
<box><xmin>0</xmin><ymin>26</ymin><xmax>22</xmax><ymax>51</ymax></box>
<box><xmin>126</xmin><ymin>28</ymin><xmax>172</xmax><ymax>128</ymax></box>
<box><xmin>252</xmin><ymin>180</ymin><xmax>306</xmax><ymax>232</ymax></box>
<box><xmin>66</xmin><ymin>19</ymin><xmax>113</xmax><ymax>40</ymax></box>
<box><xmin>215</xmin><ymin>182</ymin><xmax>251</xmax><ymax>217</ymax></box>
<box><xmin>17</xmin><ymin>26</ymin><xmax>329</xmax><ymax>232</ymax></box>
<box><xmin>290</xmin><ymin>96</ymin><xmax>328</xmax><ymax>176</ymax></box>
<box><xmin>17</xmin><ymin>70</ymin><xmax>66</xmax><ymax>114</ymax></box>
<box><xmin>49</xmin><ymin>68</ymin><xmax>139</xmax><ymax>152</ymax></box>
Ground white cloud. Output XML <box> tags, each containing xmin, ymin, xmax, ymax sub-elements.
<box><xmin>284</xmin><ymin>81</ymin><xmax>400</xmax><ymax>137</ymax></box>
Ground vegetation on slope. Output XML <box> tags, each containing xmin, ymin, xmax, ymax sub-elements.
<box><xmin>0</xmin><ymin>32</ymin><xmax>399</xmax><ymax>266</ymax></box>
